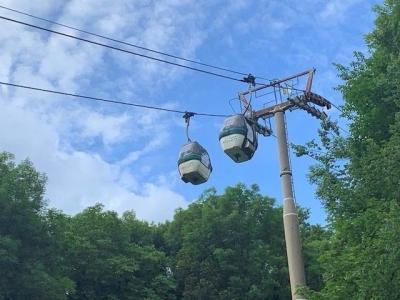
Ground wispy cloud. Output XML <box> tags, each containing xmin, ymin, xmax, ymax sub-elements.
<box><xmin>0</xmin><ymin>0</ymin><xmax>209</xmax><ymax>222</ymax></box>
<box><xmin>318</xmin><ymin>0</ymin><xmax>363</xmax><ymax>24</ymax></box>
<box><xmin>0</xmin><ymin>0</ymin><xmax>379</xmax><ymax>226</ymax></box>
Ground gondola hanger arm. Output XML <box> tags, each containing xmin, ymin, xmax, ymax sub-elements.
<box><xmin>183</xmin><ymin>111</ymin><xmax>195</xmax><ymax>142</ymax></box>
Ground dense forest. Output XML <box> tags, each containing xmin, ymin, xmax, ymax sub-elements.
<box><xmin>0</xmin><ymin>1</ymin><xmax>399</xmax><ymax>299</ymax></box>
<box><xmin>0</xmin><ymin>152</ymin><xmax>325</xmax><ymax>299</ymax></box>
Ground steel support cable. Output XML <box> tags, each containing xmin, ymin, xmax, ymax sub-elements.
<box><xmin>0</xmin><ymin>81</ymin><xmax>229</xmax><ymax>117</ymax></box>
<box><xmin>272</xmin><ymin>134</ymin><xmax>322</xmax><ymax>163</ymax></box>
<box><xmin>329</xmin><ymin>102</ymin><xmax>344</xmax><ymax>114</ymax></box>
<box><xmin>0</xmin><ymin>15</ymin><xmax>245</xmax><ymax>83</ymax></box>
<box><xmin>0</xmin><ymin>5</ymin><xmax>261</xmax><ymax>79</ymax></box>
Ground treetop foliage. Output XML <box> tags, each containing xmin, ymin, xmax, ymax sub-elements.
<box><xmin>0</xmin><ymin>153</ymin><xmax>326</xmax><ymax>299</ymax></box>
<box><xmin>295</xmin><ymin>1</ymin><xmax>400</xmax><ymax>298</ymax></box>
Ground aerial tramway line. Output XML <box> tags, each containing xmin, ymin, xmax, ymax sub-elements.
<box><xmin>0</xmin><ymin>5</ymin><xmax>340</xmax><ymax>299</ymax></box>
<box><xmin>177</xmin><ymin>69</ymin><xmax>332</xmax><ymax>186</ymax></box>
<box><xmin>0</xmin><ymin>9</ymin><xmax>334</xmax><ymax>188</ymax></box>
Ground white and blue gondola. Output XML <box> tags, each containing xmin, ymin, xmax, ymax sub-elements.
<box><xmin>178</xmin><ymin>141</ymin><xmax>212</xmax><ymax>185</ymax></box>
<box><xmin>219</xmin><ymin>114</ymin><xmax>258</xmax><ymax>163</ymax></box>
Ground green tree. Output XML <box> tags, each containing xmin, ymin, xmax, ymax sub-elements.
<box><xmin>164</xmin><ymin>184</ymin><xmax>291</xmax><ymax>300</ymax></box>
<box><xmin>0</xmin><ymin>152</ymin><xmax>326</xmax><ymax>299</ymax></box>
<box><xmin>296</xmin><ymin>1</ymin><xmax>400</xmax><ymax>298</ymax></box>
<box><xmin>0</xmin><ymin>152</ymin><xmax>74</xmax><ymax>300</ymax></box>
<box><xmin>63</xmin><ymin>204</ymin><xmax>175</xmax><ymax>300</ymax></box>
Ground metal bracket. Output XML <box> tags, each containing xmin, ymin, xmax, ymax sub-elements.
<box><xmin>183</xmin><ymin>111</ymin><xmax>195</xmax><ymax>121</ymax></box>
<box><xmin>243</xmin><ymin>73</ymin><xmax>256</xmax><ymax>86</ymax></box>
<box><xmin>252</xmin><ymin>120</ymin><xmax>273</xmax><ymax>136</ymax></box>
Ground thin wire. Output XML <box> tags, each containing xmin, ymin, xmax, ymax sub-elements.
<box><xmin>330</xmin><ymin>102</ymin><xmax>344</xmax><ymax>114</ymax></box>
<box><xmin>271</xmin><ymin>133</ymin><xmax>321</xmax><ymax>163</ymax></box>
<box><xmin>255</xmin><ymin>89</ymin><xmax>275</xmax><ymax>98</ymax></box>
<box><xmin>243</xmin><ymin>84</ymin><xmax>253</xmax><ymax>115</ymax></box>
<box><xmin>0</xmin><ymin>15</ymin><xmax>245</xmax><ymax>83</ymax></box>
<box><xmin>263</xmin><ymin>99</ymin><xmax>277</xmax><ymax>107</ymax></box>
<box><xmin>254</xmin><ymin>83</ymin><xmax>348</xmax><ymax>130</ymax></box>
<box><xmin>277</xmin><ymin>85</ymin><xmax>345</xmax><ymax>114</ymax></box>
<box><xmin>185</xmin><ymin>117</ymin><xmax>192</xmax><ymax>142</ymax></box>
<box><xmin>336</xmin><ymin>124</ymin><xmax>349</xmax><ymax>135</ymax></box>
<box><xmin>0</xmin><ymin>5</ymin><xmax>264</xmax><ymax>79</ymax></box>
<box><xmin>0</xmin><ymin>81</ymin><xmax>229</xmax><ymax>117</ymax></box>
<box><xmin>228</xmin><ymin>97</ymin><xmax>239</xmax><ymax>114</ymax></box>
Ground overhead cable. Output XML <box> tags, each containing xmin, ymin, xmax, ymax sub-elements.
<box><xmin>0</xmin><ymin>5</ymin><xmax>264</xmax><ymax>79</ymax></box>
<box><xmin>0</xmin><ymin>15</ymin><xmax>245</xmax><ymax>83</ymax></box>
<box><xmin>0</xmin><ymin>81</ymin><xmax>229</xmax><ymax>117</ymax></box>
<box><xmin>329</xmin><ymin>102</ymin><xmax>344</xmax><ymax>114</ymax></box>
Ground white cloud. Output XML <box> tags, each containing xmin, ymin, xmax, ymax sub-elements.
<box><xmin>107</xmin><ymin>183</ymin><xmax>188</xmax><ymax>224</ymax></box>
<box><xmin>78</xmin><ymin>112</ymin><xmax>132</xmax><ymax>146</ymax></box>
<box><xmin>0</xmin><ymin>0</ymin><xmax>376</xmax><ymax>226</ymax></box>
<box><xmin>0</xmin><ymin>94</ymin><xmax>185</xmax><ymax>221</ymax></box>
<box><xmin>318</xmin><ymin>0</ymin><xmax>363</xmax><ymax>24</ymax></box>
<box><xmin>0</xmin><ymin>0</ymin><xmax>210</xmax><ymax>222</ymax></box>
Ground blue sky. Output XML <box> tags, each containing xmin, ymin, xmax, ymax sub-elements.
<box><xmin>0</xmin><ymin>0</ymin><xmax>381</xmax><ymax>223</ymax></box>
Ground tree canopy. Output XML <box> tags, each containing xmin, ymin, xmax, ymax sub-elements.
<box><xmin>294</xmin><ymin>1</ymin><xmax>400</xmax><ymax>298</ymax></box>
<box><xmin>0</xmin><ymin>152</ymin><xmax>326</xmax><ymax>299</ymax></box>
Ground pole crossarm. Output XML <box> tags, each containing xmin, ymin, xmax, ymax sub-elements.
<box><xmin>254</xmin><ymin>100</ymin><xmax>295</xmax><ymax>119</ymax></box>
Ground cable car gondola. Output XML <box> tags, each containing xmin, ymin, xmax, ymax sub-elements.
<box><xmin>178</xmin><ymin>141</ymin><xmax>212</xmax><ymax>185</ymax></box>
<box><xmin>219</xmin><ymin>114</ymin><xmax>258</xmax><ymax>163</ymax></box>
<box><xmin>177</xmin><ymin>112</ymin><xmax>212</xmax><ymax>185</ymax></box>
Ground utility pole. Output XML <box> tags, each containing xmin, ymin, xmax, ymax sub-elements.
<box><xmin>275</xmin><ymin>110</ymin><xmax>306</xmax><ymax>300</ymax></box>
<box><xmin>239</xmin><ymin>69</ymin><xmax>331</xmax><ymax>300</ymax></box>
